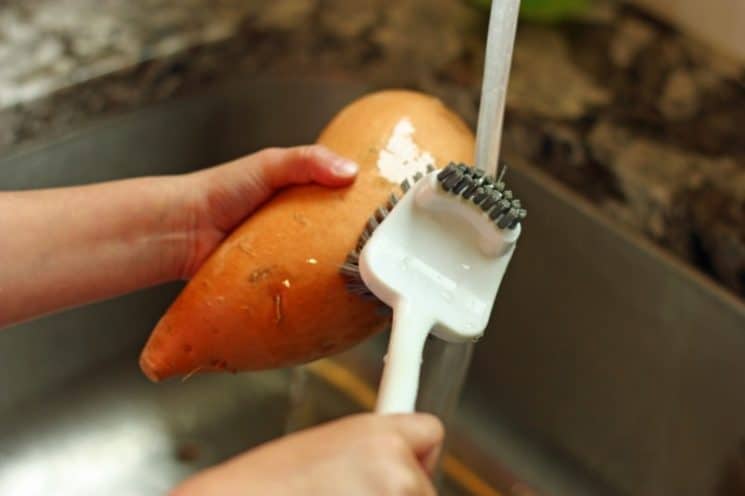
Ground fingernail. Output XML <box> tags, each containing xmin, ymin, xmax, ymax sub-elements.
<box><xmin>332</xmin><ymin>159</ymin><xmax>359</xmax><ymax>177</ymax></box>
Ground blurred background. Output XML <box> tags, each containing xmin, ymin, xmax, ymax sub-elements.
<box><xmin>0</xmin><ymin>1</ymin><xmax>744</xmax><ymax>495</ymax></box>
<box><xmin>1</xmin><ymin>0</ymin><xmax>743</xmax><ymax>300</ymax></box>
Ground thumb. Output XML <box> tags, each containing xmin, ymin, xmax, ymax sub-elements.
<box><xmin>193</xmin><ymin>145</ymin><xmax>359</xmax><ymax>233</ymax></box>
<box><xmin>255</xmin><ymin>145</ymin><xmax>359</xmax><ymax>190</ymax></box>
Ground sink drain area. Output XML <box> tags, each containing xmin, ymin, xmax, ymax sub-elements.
<box><xmin>0</xmin><ymin>356</ymin><xmax>520</xmax><ymax>496</ymax></box>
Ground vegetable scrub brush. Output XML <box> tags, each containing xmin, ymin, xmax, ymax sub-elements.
<box><xmin>352</xmin><ymin>164</ymin><xmax>525</xmax><ymax>413</ymax></box>
<box><xmin>343</xmin><ymin>0</ymin><xmax>525</xmax><ymax>414</ymax></box>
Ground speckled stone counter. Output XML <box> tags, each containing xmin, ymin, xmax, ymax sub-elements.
<box><xmin>0</xmin><ymin>0</ymin><xmax>743</xmax><ymax>298</ymax></box>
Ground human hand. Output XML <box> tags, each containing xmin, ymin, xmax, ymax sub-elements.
<box><xmin>0</xmin><ymin>145</ymin><xmax>357</xmax><ymax>328</ymax></box>
<box><xmin>172</xmin><ymin>413</ymin><xmax>444</xmax><ymax>496</ymax></box>
<box><xmin>175</xmin><ymin>145</ymin><xmax>359</xmax><ymax>278</ymax></box>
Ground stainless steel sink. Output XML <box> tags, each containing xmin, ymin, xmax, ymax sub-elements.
<box><xmin>1</xmin><ymin>77</ymin><xmax>743</xmax><ymax>496</ymax></box>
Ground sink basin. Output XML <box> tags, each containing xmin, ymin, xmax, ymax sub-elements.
<box><xmin>1</xmin><ymin>77</ymin><xmax>744</xmax><ymax>496</ymax></box>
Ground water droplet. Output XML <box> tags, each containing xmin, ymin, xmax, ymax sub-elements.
<box><xmin>282</xmin><ymin>279</ymin><xmax>291</xmax><ymax>288</ymax></box>
<box><xmin>461</xmin><ymin>264</ymin><xmax>471</xmax><ymax>270</ymax></box>
<box><xmin>306</xmin><ymin>258</ymin><xmax>318</xmax><ymax>265</ymax></box>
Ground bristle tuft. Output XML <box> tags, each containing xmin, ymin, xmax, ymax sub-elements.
<box><xmin>497</xmin><ymin>208</ymin><xmax>519</xmax><ymax>229</ymax></box>
<box><xmin>434</xmin><ymin>161</ymin><xmax>526</xmax><ymax>230</ymax></box>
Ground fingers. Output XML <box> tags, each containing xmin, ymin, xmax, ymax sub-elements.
<box><xmin>254</xmin><ymin>145</ymin><xmax>359</xmax><ymax>191</ymax></box>
<box><xmin>173</xmin><ymin>412</ymin><xmax>444</xmax><ymax>496</ymax></box>
<box><xmin>386</xmin><ymin>413</ymin><xmax>445</xmax><ymax>476</ymax></box>
<box><xmin>409</xmin><ymin>456</ymin><xmax>439</xmax><ymax>496</ymax></box>
<box><xmin>332</xmin><ymin>413</ymin><xmax>445</xmax><ymax>477</ymax></box>
<box><xmin>185</xmin><ymin>144</ymin><xmax>359</xmax><ymax>241</ymax></box>
<box><xmin>422</xmin><ymin>442</ymin><xmax>443</xmax><ymax>477</ymax></box>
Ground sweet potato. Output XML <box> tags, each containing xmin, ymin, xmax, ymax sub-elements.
<box><xmin>139</xmin><ymin>90</ymin><xmax>475</xmax><ymax>381</ymax></box>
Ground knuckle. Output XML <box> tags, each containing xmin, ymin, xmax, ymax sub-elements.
<box><xmin>295</xmin><ymin>144</ymin><xmax>320</xmax><ymax>163</ymax></box>
<box><xmin>256</xmin><ymin>147</ymin><xmax>284</xmax><ymax>162</ymax></box>
<box><xmin>338</xmin><ymin>412</ymin><xmax>377</xmax><ymax>430</ymax></box>
<box><xmin>370</xmin><ymin>431</ymin><xmax>409</xmax><ymax>458</ymax></box>
<box><xmin>347</xmin><ymin>412</ymin><xmax>386</xmax><ymax>434</ymax></box>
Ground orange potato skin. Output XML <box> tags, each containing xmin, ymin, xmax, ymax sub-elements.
<box><xmin>139</xmin><ymin>90</ymin><xmax>475</xmax><ymax>381</ymax></box>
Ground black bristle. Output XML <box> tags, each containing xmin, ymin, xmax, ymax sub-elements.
<box><xmin>437</xmin><ymin>164</ymin><xmax>456</xmax><ymax>181</ymax></box>
<box><xmin>462</xmin><ymin>181</ymin><xmax>480</xmax><ymax>199</ymax></box>
<box><xmin>468</xmin><ymin>170</ymin><xmax>487</xmax><ymax>190</ymax></box>
<box><xmin>346</xmin><ymin>281</ymin><xmax>377</xmax><ymax>297</ymax></box>
<box><xmin>481</xmin><ymin>191</ymin><xmax>503</xmax><ymax>211</ymax></box>
<box><xmin>340</xmin><ymin>252</ymin><xmax>360</xmax><ymax>278</ymax></box>
<box><xmin>358</xmin><ymin>230</ymin><xmax>371</xmax><ymax>249</ymax></box>
<box><xmin>413</xmin><ymin>171</ymin><xmax>424</xmax><ymax>182</ymax></box>
<box><xmin>452</xmin><ymin>176</ymin><xmax>472</xmax><ymax>195</ymax></box>
<box><xmin>401</xmin><ymin>178</ymin><xmax>411</xmax><ymax>192</ymax></box>
<box><xmin>433</xmin><ymin>162</ymin><xmax>526</xmax><ymax>229</ymax></box>
<box><xmin>367</xmin><ymin>214</ymin><xmax>379</xmax><ymax>231</ymax></box>
<box><xmin>442</xmin><ymin>170</ymin><xmax>463</xmax><ymax>191</ymax></box>
<box><xmin>510</xmin><ymin>208</ymin><xmax>527</xmax><ymax>229</ymax></box>
<box><xmin>357</xmin><ymin>214</ymin><xmax>380</xmax><ymax>248</ymax></box>
<box><xmin>472</xmin><ymin>187</ymin><xmax>489</xmax><ymax>205</ymax></box>
<box><xmin>497</xmin><ymin>208</ymin><xmax>519</xmax><ymax>229</ymax></box>
<box><xmin>374</xmin><ymin>206</ymin><xmax>388</xmax><ymax>222</ymax></box>
<box><xmin>387</xmin><ymin>192</ymin><xmax>399</xmax><ymax>209</ymax></box>
<box><xmin>489</xmin><ymin>199</ymin><xmax>512</xmax><ymax>220</ymax></box>
<box><xmin>426</xmin><ymin>164</ymin><xmax>435</xmax><ymax>173</ymax></box>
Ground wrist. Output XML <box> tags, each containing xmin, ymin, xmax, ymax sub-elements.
<box><xmin>140</xmin><ymin>174</ymin><xmax>202</xmax><ymax>283</ymax></box>
<box><xmin>167</xmin><ymin>170</ymin><xmax>226</xmax><ymax>280</ymax></box>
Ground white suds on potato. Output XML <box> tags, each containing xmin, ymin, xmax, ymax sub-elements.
<box><xmin>376</xmin><ymin>118</ymin><xmax>435</xmax><ymax>183</ymax></box>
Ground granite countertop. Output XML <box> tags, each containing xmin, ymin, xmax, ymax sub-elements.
<box><xmin>0</xmin><ymin>0</ymin><xmax>743</xmax><ymax>299</ymax></box>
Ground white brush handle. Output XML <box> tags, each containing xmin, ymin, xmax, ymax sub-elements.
<box><xmin>375</xmin><ymin>302</ymin><xmax>433</xmax><ymax>414</ymax></box>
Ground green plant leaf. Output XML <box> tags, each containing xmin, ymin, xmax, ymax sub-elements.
<box><xmin>471</xmin><ymin>0</ymin><xmax>590</xmax><ymax>22</ymax></box>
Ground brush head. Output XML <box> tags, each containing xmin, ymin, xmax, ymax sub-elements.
<box><xmin>341</xmin><ymin>163</ymin><xmax>527</xmax><ymax>316</ymax></box>
<box><xmin>356</xmin><ymin>163</ymin><xmax>524</xmax><ymax>342</ymax></box>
